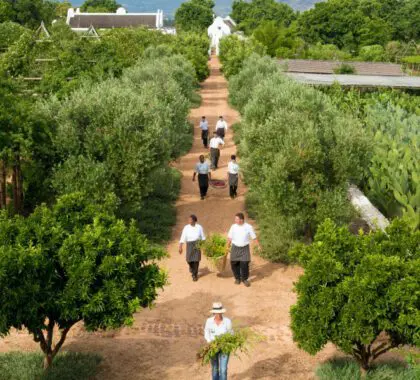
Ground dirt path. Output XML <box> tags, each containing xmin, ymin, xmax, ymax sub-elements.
<box><xmin>0</xmin><ymin>57</ymin><xmax>337</xmax><ymax>379</ymax></box>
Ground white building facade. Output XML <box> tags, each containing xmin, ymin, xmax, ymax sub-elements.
<box><xmin>208</xmin><ymin>16</ymin><xmax>236</xmax><ymax>55</ymax></box>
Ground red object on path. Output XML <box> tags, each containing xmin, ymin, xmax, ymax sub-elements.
<box><xmin>210</xmin><ymin>179</ymin><xmax>227</xmax><ymax>189</ymax></box>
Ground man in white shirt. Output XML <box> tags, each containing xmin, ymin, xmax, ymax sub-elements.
<box><xmin>204</xmin><ymin>302</ymin><xmax>233</xmax><ymax>380</ymax></box>
<box><xmin>227</xmin><ymin>213</ymin><xmax>260</xmax><ymax>287</ymax></box>
<box><xmin>209</xmin><ymin>132</ymin><xmax>225</xmax><ymax>170</ymax></box>
<box><xmin>179</xmin><ymin>214</ymin><xmax>206</xmax><ymax>281</ymax></box>
<box><xmin>227</xmin><ymin>154</ymin><xmax>239</xmax><ymax>199</ymax></box>
<box><xmin>193</xmin><ymin>155</ymin><xmax>211</xmax><ymax>200</ymax></box>
<box><xmin>199</xmin><ymin>116</ymin><xmax>209</xmax><ymax>148</ymax></box>
<box><xmin>216</xmin><ymin>116</ymin><xmax>228</xmax><ymax>139</ymax></box>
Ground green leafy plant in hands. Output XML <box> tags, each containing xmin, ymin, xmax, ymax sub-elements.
<box><xmin>198</xmin><ymin>233</ymin><xmax>228</xmax><ymax>259</ymax></box>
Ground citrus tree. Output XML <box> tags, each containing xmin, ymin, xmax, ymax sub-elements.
<box><xmin>0</xmin><ymin>192</ymin><xmax>167</xmax><ymax>369</ymax></box>
<box><xmin>290</xmin><ymin>218</ymin><xmax>420</xmax><ymax>370</ymax></box>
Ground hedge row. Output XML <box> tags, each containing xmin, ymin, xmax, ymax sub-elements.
<box><xmin>229</xmin><ymin>55</ymin><xmax>370</xmax><ymax>261</ymax></box>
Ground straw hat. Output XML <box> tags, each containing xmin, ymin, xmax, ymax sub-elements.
<box><xmin>210</xmin><ymin>302</ymin><xmax>226</xmax><ymax>314</ymax></box>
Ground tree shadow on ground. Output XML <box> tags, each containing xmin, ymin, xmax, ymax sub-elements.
<box><xmin>231</xmin><ymin>353</ymin><xmax>293</xmax><ymax>380</ymax></box>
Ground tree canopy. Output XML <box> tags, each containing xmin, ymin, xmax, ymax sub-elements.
<box><xmin>290</xmin><ymin>218</ymin><xmax>420</xmax><ymax>369</ymax></box>
<box><xmin>0</xmin><ymin>192</ymin><xmax>167</xmax><ymax>368</ymax></box>
<box><xmin>80</xmin><ymin>0</ymin><xmax>121</xmax><ymax>13</ymax></box>
<box><xmin>175</xmin><ymin>0</ymin><xmax>214</xmax><ymax>33</ymax></box>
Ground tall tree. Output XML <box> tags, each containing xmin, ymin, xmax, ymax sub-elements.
<box><xmin>0</xmin><ymin>0</ymin><xmax>57</xmax><ymax>28</ymax></box>
<box><xmin>0</xmin><ymin>192</ymin><xmax>167</xmax><ymax>369</ymax></box>
<box><xmin>175</xmin><ymin>0</ymin><xmax>214</xmax><ymax>33</ymax></box>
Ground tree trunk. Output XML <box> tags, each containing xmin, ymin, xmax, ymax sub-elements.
<box><xmin>43</xmin><ymin>353</ymin><xmax>53</xmax><ymax>369</ymax></box>
<box><xmin>12</xmin><ymin>153</ymin><xmax>23</xmax><ymax>214</ymax></box>
<box><xmin>0</xmin><ymin>160</ymin><xmax>6</xmax><ymax>209</ymax></box>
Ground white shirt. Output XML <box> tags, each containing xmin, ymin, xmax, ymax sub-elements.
<box><xmin>204</xmin><ymin>317</ymin><xmax>233</xmax><ymax>343</ymax></box>
<box><xmin>195</xmin><ymin>162</ymin><xmax>210</xmax><ymax>174</ymax></box>
<box><xmin>228</xmin><ymin>161</ymin><xmax>239</xmax><ymax>175</ymax></box>
<box><xmin>216</xmin><ymin>120</ymin><xmax>228</xmax><ymax>131</ymax></box>
<box><xmin>200</xmin><ymin>120</ymin><xmax>208</xmax><ymax>131</ymax></box>
<box><xmin>180</xmin><ymin>224</ymin><xmax>206</xmax><ymax>243</ymax></box>
<box><xmin>228</xmin><ymin>223</ymin><xmax>256</xmax><ymax>247</ymax></box>
<box><xmin>209</xmin><ymin>137</ymin><xmax>224</xmax><ymax>149</ymax></box>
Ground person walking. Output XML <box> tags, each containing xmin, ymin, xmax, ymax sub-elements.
<box><xmin>200</xmin><ymin>116</ymin><xmax>209</xmax><ymax>148</ymax></box>
<box><xmin>216</xmin><ymin>116</ymin><xmax>228</xmax><ymax>140</ymax></box>
<box><xmin>204</xmin><ymin>302</ymin><xmax>233</xmax><ymax>380</ymax></box>
<box><xmin>193</xmin><ymin>155</ymin><xmax>211</xmax><ymax>200</ymax></box>
<box><xmin>227</xmin><ymin>155</ymin><xmax>239</xmax><ymax>199</ymax></box>
<box><xmin>179</xmin><ymin>215</ymin><xmax>206</xmax><ymax>281</ymax></box>
<box><xmin>209</xmin><ymin>132</ymin><xmax>224</xmax><ymax>170</ymax></box>
<box><xmin>227</xmin><ymin>213</ymin><xmax>260</xmax><ymax>287</ymax></box>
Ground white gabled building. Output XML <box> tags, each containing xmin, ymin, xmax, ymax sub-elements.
<box><xmin>208</xmin><ymin>16</ymin><xmax>236</xmax><ymax>55</ymax></box>
<box><xmin>66</xmin><ymin>7</ymin><xmax>164</xmax><ymax>32</ymax></box>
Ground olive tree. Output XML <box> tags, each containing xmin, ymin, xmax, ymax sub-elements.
<box><xmin>290</xmin><ymin>218</ymin><xmax>420</xmax><ymax>370</ymax></box>
<box><xmin>0</xmin><ymin>192</ymin><xmax>166</xmax><ymax>369</ymax></box>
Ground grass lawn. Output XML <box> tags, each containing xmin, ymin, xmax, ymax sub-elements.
<box><xmin>316</xmin><ymin>357</ymin><xmax>420</xmax><ymax>380</ymax></box>
<box><xmin>0</xmin><ymin>352</ymin><xmax>101</xmax><ymax>380</ymax></box>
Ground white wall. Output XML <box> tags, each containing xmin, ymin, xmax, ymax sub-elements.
<box><xmin>208</xmin><ymin>16</ymin><xmax>232</xmax><ymax>55</ymax></box>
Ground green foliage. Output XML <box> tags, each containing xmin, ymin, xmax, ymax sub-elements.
<box><xmin>0</xmin><ymin>192</ymin><xmax>167</xmax><ymax>366</ymax></box>
<box><xmin>134</xmin><ymin>167</ymin><xmax>181</xmax><ymax>243</ymax></box>
<box><xmin>0</xmin><ymin>352</ymin><xmax>102</xmax><ymax>380</ymax></box>
<box><xmin>316</xmin><ymin>357</ymin><xmax>420</xmax><ymax>380</ymax></box>
<box><xmin>297</xmin><ymin>0</ymin><xmax>418</xmax><ymax>53</ymax></box>
<box><xmin>199</xmin><ymin>234</ymin><xmax>228</xmax><ymax>259</ymax></box>
<box><xmin>333</xmin><ymin>63</ymin><xmax>356</xmax><ymax>74</ymax></box>
<box><xmin>81</xmin><ymin>0</ymin><xmax>121</xmax><ymax>12</ymax></box>
<box><xmin>358</xmin><ymin>45</ymin><xmax>385</xmax><ymax>62</ymax></box>
<box><xmin>305</xmin><ymin>43</ymin><xmax>352</xmax><ymax>61</ymax></box>
<box><xmin>231</xmin><ymin>0</ymin><xmax>295</xmax><ymax>35</ymax></box>
<box><xmin>228</xmin><ymin>55</ymin><xmax>370</xmax><ymax>261</ymax></box>
<box><xmin>175</xmin><ymin>0</ymin><xmax>213</xmax><ymax>33</ymax></box>
<box><xmin>219</xmin><ymin>35</ymin><xmax>266</xmax><ymax>78</ymax></box>
<box><xmin>324</xmin><ymin>87</ymin><xmax>420</xmax><ymax>229</ymax></box>
<box><xmin>44</xmin><ymin>55</ymin><xmax>193</xmax><ymax>214</ymax></box>
<box><xmin>0</xmin><ymin>0</ymin><xmax>57</xmax><ymax>28</ymax></box>
<box><xmin>290</xmin><ymin>218</ymin><xmax>420</xmax><ymax>370</ymax></box>
<box><xmin>364</xmin><ymin>104</ymin><xmax>419</xmax><ymax>229</ymax></box>
<box><xmin>197</xmin><ymin>327</ymin><xmax>263</xmax><ymax>365</ymax></box>
<box><xmin>0</xmin><ymin>21</ymin><xmax>28</xmax><ymax>50</ymax></box>
<box><xmin>402</xmin><ymin>56</ymin><xmax>420</xmax><ymax>64</ymax></box>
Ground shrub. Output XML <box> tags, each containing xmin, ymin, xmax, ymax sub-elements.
<box><xmin>219</xmin><ymin>35</ymin><xmax>266</xmax><ymax>79</ymax></box>
<box><xmin>333</xmin><ymin>63</ymin><xmax>356</xmax><ymax>74</ymax></box>
<box><xmin>358</xmin><ymin>45</ymin><xmax>385</xmax><ymax>62</ymax></box>
<box><xmin>290</xmin><ymin>218</ymin><xmax>420</xmax><ymax>370</ymax></box>
<box><xmin>229</xmin><ymin>56</ymin><xmax>370</xmax><ymax>260</ymax></box>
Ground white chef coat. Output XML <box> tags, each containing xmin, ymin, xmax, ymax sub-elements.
<box><xmin>228</xmin><ymin>223</ymin><xmax>256</xmax><ymax>247</ymax></box>
<box><xmin>180</xmin><ymin>224</ymin><xmax>206</xmax><ymax>243</ymax></box>
<box><xmin>228</xmin><ymin>161</ymin><xmax>239</xmax><ymax>174</ymax></box>
<box><xmin>216</xmin><ymin>120</ymin><xmax>228</xmax><ymax>132</ymax></box>
<box><xmin>209</xmin><ymin>137</ymin><xmax>225</xmax><ymax>149</ymax></box>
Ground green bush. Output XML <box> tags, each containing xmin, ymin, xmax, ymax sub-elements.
<box><xmin>229</xmin><ymin>56</ymin><xmax>369</xmax><ymax>261</ymax></box>
<box><xmin>358</xmin><ymin>45</ymin><xmax>385</xmax><ymax>62</ymax></box>
<box><xmin>0</xmin><ymin>352</ymin><xmax>101</xmax><ymax>380</ymax></box>
<box><xmin>219</xmin><ymin>35</ymin><xmax>266</xmax><ymax>79</ymax></box>
<box><xmin>291</xmin><ymin>218</ymin><xmax>420</xmax><ymax>370</ymax></box>
<box><xmin>199</xmin><ymin>234</ymin><xmax>228</xmax><ymax>259</ymax></box>
<box><xmin>333</xmin><ymin>63</ymin><xmax>356</xmax><ymax>74</ymax></box>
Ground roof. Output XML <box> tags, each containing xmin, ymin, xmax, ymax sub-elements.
<box><xmin>279</xmin><ymin>59</ymin><xmax>404</xmax><ymax>76</ymax></box>
<box><xmin>68</xmin><ymin>14</ymin><xmax>158</xmax><ymax>29</ymax></box>
<box><xmin>223</xmin><ymin>19</ymin><xmax>235</xmax><ymax>29</ymax></box>
<box><xmin>286</xmin><ymin>73</ymin><xmax>420</xmax><ymax>89</ymax></box>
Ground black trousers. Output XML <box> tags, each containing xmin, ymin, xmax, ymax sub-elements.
<box><xmin>201</xmin><ymin>130</ymin><xmax>208</xmax><ymax>148</ymax></box>
<box><xmin>188</xmin><ymin>261</ymin><xmax>199</xmax><ymax>278</ymax></box>
<box><xmin>216</xmin><ymin>129</ymin><xmax>225</xmax><ymax>139</ymax></box>
<box><xmin>198</xmin><ymin>174</ymin><xmax>209</xmax><ymax>197</ymax></box>
<box><xmin>229</xmin><ymin>185</ymin><xmax>238</xmax><ymax>198</ymax></box>
<box><xmin>231</xmin><ymin>261</ymin><xmax>249</xmax><ymax>281</ymax></box>
<box><xmin>210</xmin><ymin>148</ymin><xmax>220</xmax><ymax>169</ymax></box>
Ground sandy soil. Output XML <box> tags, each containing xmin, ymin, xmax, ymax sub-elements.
<box><xmin>0</xmin><ymin>57</ymin><xmax>339</xmax><ymax>379</ymax></box>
